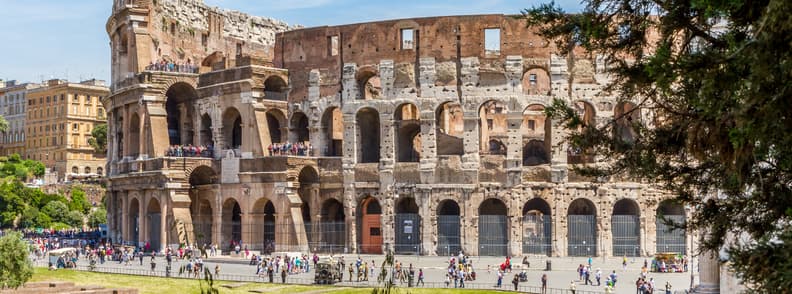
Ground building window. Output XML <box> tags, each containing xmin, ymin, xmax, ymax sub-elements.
<box><xmin>72</xmin><ymin>166</ymin><xmax>78</xmax><ymax>174</ymax></box>
<box><xmin>484</xmin><ymin>28</ymin><xmax>501</xmax><ymax>55</ymax></box>
<box><xmin>529</xmin><ymin>74</ymin><xmax>537</xmax><ymax>85</ymax></box>
<box><xmin>202</xmin><ymin>34</ymin><xmax>208</xmax><ymax>47</ymax></box>
<box><xmin>73</xmin><ymin>123</ymin><xmax>79</xmax><ymax>131</ymax></box>
<box><xmin>236</xmin><ymin>43</ymin><xmax>243</xmax><ymax>56</ymax></box>
<box><xmin>85</xmin><ymin>167</ymin><xmax>91</xmax><ymax>174</ymax></box>
<box><xmin>528</xmin><ymin>119</ymin><xmax>536</xmax><ymax>131</ymax></box>
<box><xmin>400</xmin><ymin>29</ymin><xmax>414</xmax><ymax>50</ymax></box>
<box><xmin>327</xmin><ymin>35</ymin><xmax>339</xmax><ymax>56</ymax></box>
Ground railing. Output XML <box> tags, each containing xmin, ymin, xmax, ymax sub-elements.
<box><xmin>145</xmin><ymin>63</ymin><xmax>199</xmax><ymax>74</ymax></box>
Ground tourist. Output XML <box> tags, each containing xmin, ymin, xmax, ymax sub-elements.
<box><xmin>417</xmin><ymin>268</ymin><xmax>424</xmax><ymax>286</ymax></box>
<box><xmin>570</xmin><ymin>280</ymin><xmax>577</xmax><ymax>294</ymax></box>
<box><xmin>610</xmin><ymin>270</ymin><xmax>619</xmax><ymax>286</ymax></box>
<box><xmin>512</xmin><ymin>274</ymin><xmax>519</xmax><ymax>290</ymax></box>
<box><xmin>541</xmin><ymin>274</ymin><xmax>548</xmax><ymax>294</ymax></box>
<box><xmin>596</xmin><ymin>268</ymin><xmax>602</xmax><ymax>286</ymax></box>
<box><xmin>496</xmin><ymin>270</ymin><xmax>503</xmax><ymax>288</ymax></box>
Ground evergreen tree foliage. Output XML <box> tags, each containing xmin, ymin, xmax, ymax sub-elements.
<box><xmin>0</xmin><ymin>232</ymin><xmax>33</xmax><ymax>289</ymax></box>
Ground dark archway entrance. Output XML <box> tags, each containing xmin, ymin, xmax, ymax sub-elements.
<box><xmin>128</xmin><ymin>198</ymin><xmax>140</xmax><ymax>245</ymax></box>
<box><xmin>199</xmin><ymin>113</ymin><xmax>213</xmax><ymax>148</ymax></box>
<box><xmin>291</xmin><ymin>112</ymin><xmax>310</xmax><ymax>144</ymax></box>
<box><xmin>522</xmin><ymin>198</ymin><xmax>552</xmax><ymax>256</ymax></box>
<box><xmin>147</xmin><ymin>198</ymin><xmax>161</xmax><ymax>252</ymax></box>
<box><xmin>656</xmin><ymin>200</ymin><xmax>686</xmax><ymax>254</ymax></box>
<box><xmin>612</xmin><ymin>199</ymin><xmax>641</xmax><ymax>256</ymax></box>
<box><xmin>252</xmin><ymin>198</ymin><xmax>276</xmax><ymax>254</ymax></box>
<box><xmin>321</xmin><ymin>107</ymin><xmax>343</xmax><ymax>156</ymax></box>
<box><xmin>189</xmin><ymin>165</ymin><xmax>216</xmax><ymax>247</ymax></box>
<box><xmin>316</xmin><ymin>199</ymin><xmax>346</xmax><ymax>253</ymax></box>
<box><xmin>395</xmin><ymin>103</ymin><xmax>421</xmax><ymax>162</ymax></box>
<box><xmin>165</xmin><ymin>83</ymin><xmax>197</xmax><ymax>146</ymax></box>
<box><xmin>394</xmin><ymin>197</ymin><xmax>421</xmax><ymax>254</ymax></box>
<box><xmin>478</xmin><ymin>198</ymin><xmax>509</xmax><ymax>256</ymax></box>
<box><xmin>568</xmin><ymin>198</ymin><xmax>597</xmax><ymax>256</ymax></box>
<box><xmin>437</xmin><ymin>200</ymin><xmax>461</xmax><ymax>256</ymax></box>
<box><xmin>222</xmin><ymin>199</ymin><xmax>242</xmax><ymax>250</ymax></box>
<box><xmin>223</xmin><ymin>108</ymin><xmax>242</xmax><ymax>149</ymax></box>
<box><xmin>358</xmin><ymin>197</ymin><xmax>382</xmax><ymax>254</ymax></box>
<box><xmin>356</xmin><ymin>108</ymin><xmax>380</xmax><ymax>163</ymax></box>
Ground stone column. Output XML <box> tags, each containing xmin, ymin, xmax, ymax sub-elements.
<box><xmin>212</xmin><ymin>201</ymin><xmax>222</xmax><ymax>248</ymax></box>
<box><xmin>380</xmin><ymin>118</ymin><xmax>396</xmax><ymax>169</ymax></box>
<box><xmin>505</xmin><ymin>115</ymin><xmax>523</xmax><ymax>187</ymax></box>
<box><xmin>120</xmin><ymin>195</ymin><xmax>128</xmax><ymax>242</ymax></box>
<box><xmin>160</xmin><ymin>201</ymin><xmax>168</xmax><ymax>252</ymax></box>
<box><xmin>549</xmin><ymin>118</ymin><xmax>568</xmax><ymax>183</ymax></box>
<box><xmin>695</xmin><ymin>250</ymin><xmax>720</xmax><ymax>293</ymax></box>
<box><xmin>554</xmin><ymin>188</ymin><xmax>567</xmax><ymax>257</ymax></box>
<box><xmin>419</xmin><ymin>112</ymin><xmax>437</xmax><ymax>184</ymax></box>
<box><xmin>461</xmin><ymin>116</ymin><xmax>480</xmax><ymax>170</ymax></box>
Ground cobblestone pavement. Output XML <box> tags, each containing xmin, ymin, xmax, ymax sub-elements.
<box><xmin>53</xmin><ymin>254</ymin><xmax>697</xmax><ymax>293</ymax></box>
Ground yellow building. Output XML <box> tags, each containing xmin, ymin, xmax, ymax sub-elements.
<box><xmin>26</xmin><ymin>79</ymin><xmax>109</xmax><ymax>181</ymax></box>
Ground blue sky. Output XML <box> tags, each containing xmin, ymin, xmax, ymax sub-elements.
<box><xmin>0</xmin><ymin>0</ymin><xmax>581</xmax><ymax>85</ymax></box>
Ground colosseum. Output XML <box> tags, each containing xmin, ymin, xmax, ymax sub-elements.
<box><xmin>104</xmin><ymin>0</ymin><xmax>692</xmax><ymax>257</ymax></box>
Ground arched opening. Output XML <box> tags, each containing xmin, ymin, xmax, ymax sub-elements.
<box><xmin>435</xmin><ymin>102</ymin><xmax>464</xmax><ymax>155</ymax></box>
<box><xmin>221</xmin><ymin>199</ymin><xmax>242</xmax><ymax>250</ymax></box>
<box><xmin>298</xmin><ymin>166</ymin><xmax>318</xmax><ymax>249</ymax></box>
<box><xmin>395</xmin><ymin>103</ymin><xmax>421</xmax><ymax>162</ymax></box>
<box><xmin>522</xmin><ymin>68</ymin><xmax>551</xmax><ymax>95</ymax></box>
<box><xmin>479</xmin><ymin>100</ymin><xmax>508</xmax><ymax>154</ymax></box>
<box><xmin>394</xmin><ymin>196</ymin><xmax>421</xmax><ymax>254</ymax></box>
<box><xmin>522</xmin><ymin>198</ymin><xmax>552</xmax><ymax>256</ymax></box>
<box><xmin>199</xmin><ymin>113</ymin><xmax>213</xmax><ymax>148</ymax></box>
<box><xmin>85</xmin><ymin>166</ymin><xmax>92</xmax><ymax>174</ymax></box>
<box><xmin>128</xmin><ymin>112</ymin><xmax>140</xmax><ymax>157</ymax></box>
<box><xmin>147</xmin><ymin>198</ymin><xmax>161</xmax><ymax>252</ymax></box>
<box><xmin>165</xmin><ymin>82</ymin><xmax>197</xmax><ymax>146</ymax></box>
<box><xmin>317</xmin><ymin>199</ymin><xmax>346</xmax><ymax>253</ymax></box>
<box><xmin>97</xmin><ymin>167</ymin><xmax>103</xmax><ymax>176</ymax></box>
<box><xmin>264</xmin><ymin>76</ymin><xmax>288</xmax><ymax>101</ymax></box>
<box><xmin>72</xmin><ymin>166</ymin><xmax>79</xmax><ymax>174</ymax></box>
<box><xmin>190</xmin><ymin>196</ymin><xmax>213</xmax><ymax>249</ymax></box>
<box><xmin>614</xmin><ymin>101</ymin><xmax>641</xmax><ymax>143</ymax></box>
<box><xmin>266</xmin><ymin>110</ymin><xmax>285</xmax><ymax>146</ymax></box>
<box><xmin>252</xmin><ymin>198</ymin><xmax>276</xmax><ymax>254</ymax></box>
<box><xmin>357</xmin><ymin>72</ymin><xmax>381</xmax><ymax>100</ymax></box>
<box><xmin>128</xmin><ymin>198</ymin><xmax>140</xmax><ymax>245</ymax></box>
<box><xmin>200</xmin><ymin>51</ymin><xmax>226</xmax><ymax>73</ymax></box>
<box><xmin>358</xmin><ymin>196</ymin><xmax>382</xmax><ymax>254</ymax></box>
<box><xmin>522</xmin><ymin>104</ymin><xmax>551</xmax><ymax>166</ymax></box>
<box><xmin>321</xmin><ymin>107</ymin><xmax>343</xmax><ymax>156</ymax></box>
<box><xmin>222</xmin><ymin>107</ymin><xmax>242</xmax><ymax>150</ymax></box>
<box><xmin>656</xmin><ymin>200</ymin><xmax>686</xmax><ymax>254</ymax></box>
<box><xmin>567</xmin><ymin>198</ymin><xmax>597</xmax><ymax>256</ymax></box>
<box><xmin>478</xmin><ymin>198</ymin><xmax>509</xmax><ymax>256</ymax></box>
<box><xmin>356</xmin><ymin>108</ymin><xmax>380</xmax><ymax>163</ymax></box>
<box><xmin>567</xmin><ymin>101</ymin><xmax>596</xmax><ymax>164</ymax></box>
<box><xmin>612</xmin><ymin>199</ymin><xmax>641</xmax><ymax>256</ymax></box>
<box><xmin>437</xmin><ymin>200</ymin><xmax>461</xmax><ymax>256</ymax></box>
<box><xmin>290</xmin><ymin>112</ymin><xmax>310</xmax><ymax>144</ymax></box>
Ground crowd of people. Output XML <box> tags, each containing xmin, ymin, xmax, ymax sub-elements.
<box><xmin>146</xmin><ymin>59</ymin><xmax>198</xmax><ymax>74</ymax></box>
<box><xmin>267</xmin><ymin>142</ymin><xmax>312</xmax><ymax>156</ymax></box>
<box><xmin>166</xmin><ymin>144</ymin><xmax>214</xmax><ymax>158</ymax></box>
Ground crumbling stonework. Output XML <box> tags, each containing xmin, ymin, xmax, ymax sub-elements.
<box><xmin>105</xmin><ymin>2</ymin><xmax>692</xmax><ymax>258</ymax></box>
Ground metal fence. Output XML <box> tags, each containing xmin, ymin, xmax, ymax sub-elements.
<box><xmin>479</xmin><ymin>214</ymin><xmax>509</xmax><ymax>256</ymax></box>
<box><xmin>567</xmin><ymin>215</ymin><xmax>596</xmax><ymax>256</ymax></box>
<box><xmin>304</xmin><ymin>221</ymin><xmax>346</xmax><ymax>254</ymax></box>
<box><xmin>612</xmin><ymin>215</ymin><xmax>640</xmax><ymax>256</ymax></box>
<box><xmin>522</xmin><ymin>215</ymin><xmax>552</xmax><ymax>256</ymax></box>
<box><xmin>656</xmin><ymin>215</ymin><xmax>686</xmax><ymax>254</ymax></box>
<box><xmin>394</xmin><ymin>213</ymin><xmax>421</xmax><ymax>254</ymax></box>
<box><xmin>437</xmin><ymin>215</ymin><xmax>461</xmax><ymax>256</ymax></box>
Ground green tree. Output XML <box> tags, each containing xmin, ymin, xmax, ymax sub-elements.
<box><xmin>88</xmin><ymin>207</ymin><xmax>107</xmax><ymax>228</ymax></box>
<box><xmin>523</xmin><ymin>0</ymin><xmax>792</xmax><ymax>292</ymax></box>
<box><xmin>41</xmin><ymin>201</ymin><xmax>68</xmax><ymax>224</ymax></box>
<box><xmin>68</xmin><ymin>187</ymin><xmax>91</xmax><ymax>214</ymax></box>
<box><xmin>0</xmin><ymin>231</ymin><xmax>33</xmax><ymax>289</ymax></box>
<box><xmin>18</xmin><ymin>206</ymin><xmax>40</xmax><ymax>228</ymax></box>
<box><xmin>0</xmin><ymin>183</ymin><xmax>24</xmax><ymax>227</ymax></box>
<box><xmin>64</xmin><ymin>210</ymin><xmax>84</xmax><ymax>228</ymax></box>
<box><xmin>21</xmin><ymin>160</ymin><xmax>44</xmax><ymax>178</ymax></box>
<box><xmin>0</xmin><ymin>115</ymin><xmax>8</xmax><ymax>134</ymax></box>
<box><xmin>88</xmin><ymin>123</ymin><xmax>107</xmax><ymax>153</ymax></box>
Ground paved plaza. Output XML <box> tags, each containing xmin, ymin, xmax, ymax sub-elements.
<box><xmin>51</xmin><ymin>254</ymin><xmax>695</xmax><ymax>293</ymax></box>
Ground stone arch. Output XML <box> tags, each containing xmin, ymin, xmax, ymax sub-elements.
<box><xmin>612</xmin><ymin>198</ymin><xmax>641</xmax><ymax>256</ymax></box>
<box><xmin>165</xmin><ymin>82</ymin><xmax>198</xmax><ymax>146</ymax></box>
<box><xmin>567</xmin><ymin>198</ymin><xmax>598</xmax><ymax>256</ymax></box>
<box><xmin>395</xmin><ymin>103</ymin><xmax>421</xmax><ymax>162</ymax></box>
<box><xmin>189</xmin><ymin>165</ymin><xmax>217</xmax><ymax>186</ymax></box>
<box><xmin>522</xmin><ymin>197</ymin><xmax>552</xmax><ymax>255</ymax></box>
<box><xmin>252</xmin><ymin>198</ymin><xmax>276</xmax><ymax>253</ymax></box>
<box><xmin>146</xmin><ymin>197</ymin><xmax>162</xmax><ymax>252</ymax></box>
<box><xmin>200</xmin><ymin>51</ymin><xmax>226</xmax><ymax>73</ymax></box>
<box><xmin>265</xmin><ymin>109</ymin><xmax>286</xmax><ymax>145</ymax></box>
<box><xmin>614</xmin><ymin>101</ymin><xmax>641</xmax><ymax>143</ymax></box>
<box><xmin>568</xmin><ymin>100</ymin><xmax>597</xmax><ymax>164</ymax></box>
<box><xmin>522</xmin><ymin>67</ymin><xmax>551</xmax><ymax>95</ymax></box>
<box><xmin>320</xmin><ymin>107</ymin><xmax>343</xmax><ymax>156</ymax></box>
<box><xmin>298</xmin><ymin>166</ymin><xmax>319</xmax><ymax>235</ymax></box>
<box><xmin>356</xmin><ymin>107</ymin><xmax>380</xmax><ymax>163</ymax></box>
<box><xmin>358</xmin><ymin>196</ymin><xmax>383</xmax><ymax>254</ymax></box>
<box><xmin>478</xmin><ymin>198</ymin><xmax>509</xmax><ymax>256</ymax></box>
<box><xmin>522</xmin><ymin>104</ymin><xmax>551</xmax><ymax>166</ymax></box>
<box><xmin>357</xmin><ymin>70</ymin><xmax>382</xmax><ymax>100</ymax></box>
<box><xmin>479</xmin><ymin>100</ymin><xmax>509</xmax><ymax>154</ymax></box>
<box><xmin>221</xmin><ymin>198</ymin><xmax>242</xmax><ymax>249</ymax></box>
<box><xmin>264</xmin><ymin>75</ymin><xmax>288</xmax><ymax>101</ymax></box>
<box><xmin>222</xmin><ymin>107</ymin><xmax>242</xmax><ymax>149</ymax></box>
<box><xmin>315</xmin><ymin>198</ymin><xmax>345</xmax><ymax>252</ymax></box>
<box><xmin>437</xmin><ymin>199</ymin><xmax>461</xmax><ymax>256</ymax></box>
<box><xmin>199</xmin><ymin>113</ymin><xmax>213</xmax><ymax>148</ymax></box>
<box><xmin>128</xmin><ymin>197</ymin><xmax>140</xmax><ymax>244</ymax></box>
<box><xmin>128</xmin><ymin>112</ymin><xmax>141</xmax><ymax>157</ymax></box>
<box><xmin>289</xmin><ymin>111</ymin><xmax>310</xmax><ymax>144</ymax></box>
<box><xmin>435</xmin><ymin>101</ymin><xmax>464</xmax><ymax>155</ymax></box>
<box><xmin>190</xmin><ymin>193</ymin><xmax>214</xmax><ymax>248</ymax></box>
<box><xmin>656</xmin><ymin>200</ymin><xmax>686</xmax><ymax>254</ymax></box>
<box><xmin>394</xmin><ymin>196</ymin><xmax>421</xmax><ymax>254</ymax></box>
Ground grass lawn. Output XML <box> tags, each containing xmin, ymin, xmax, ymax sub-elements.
<box><xmin>30</xmin><ymin>268</ymin><xmax>513</xmax><ymax>294</ymax></box>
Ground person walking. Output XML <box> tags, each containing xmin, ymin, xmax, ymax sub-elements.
<box><xmin>570</xmin><ymin>280</ymin><xmax>577</xmax><ymax>294</ymax></box>
<box><xmin>281</xmin><ymin>267</ymin><xmax>287</xmax><ymax>283</ymax></box>
<box><xmin>417</xmin><ymin>268</ymin><xmax>425</xmax><ymax>286</ymax></box>
<box><xmin>496</xmin><ymin>270</ymin><xmax>503</xmax><ymax>288</ymax></box>
<box><xmin>596</xmin><ymin>268</ymin><xmax>602</xmax><ymax>286</ymax></box>
<box><xmin>541</xmin><ymin>274</ymin><xmax>548</xmax><ymax>294</ymax></box>
<box><xmin>512</xmin><ymin>274</ymin><xmax>520</xmax><ymax>291</ymax></box>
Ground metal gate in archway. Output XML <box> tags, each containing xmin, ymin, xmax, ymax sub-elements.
<box><xmin>305</xmin><ymin>221</ymin><xmax>346</xmax><ymax>253</ymax></box>
<box><xmin>567</xmin><ymin>215</ymin><xmax>596</xmax><ymax>256</ymax></box>
<box><xmin>656</xmin><ymin>215</ymin><xmax>686</xmax><ymax>254</ymax></box>
<box><xmin>522</xmin><ymin>215</ymin><xmax>551</xmax><ymax>256</ymax></box>
<box><xmin>395</xmin><ymin>213</ymin><xmax>421</xmax><ymax>254</ymax></box>
<box><xmin>148</xmin><ymin>213</ymin><xmax>161</xmax><ymax>252</ymax></box>
<box><xmin>437</xmin><ymin>215</ymin><xmax>461</xmax><ymax>256</ymax></box>
<box><xmin>612</xmin><ymin>215</ymin><xmax>640</xmax><ymax>256</ymax></box>
<box><xmin>193</xmin><ymin>221</ymin><xmax>212</xmax><ymax>247</ymax></box>
<box><xmin>479</xmin><ymin>215</ymin><xmax>508</xmax><ymax>256</ymax></box>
